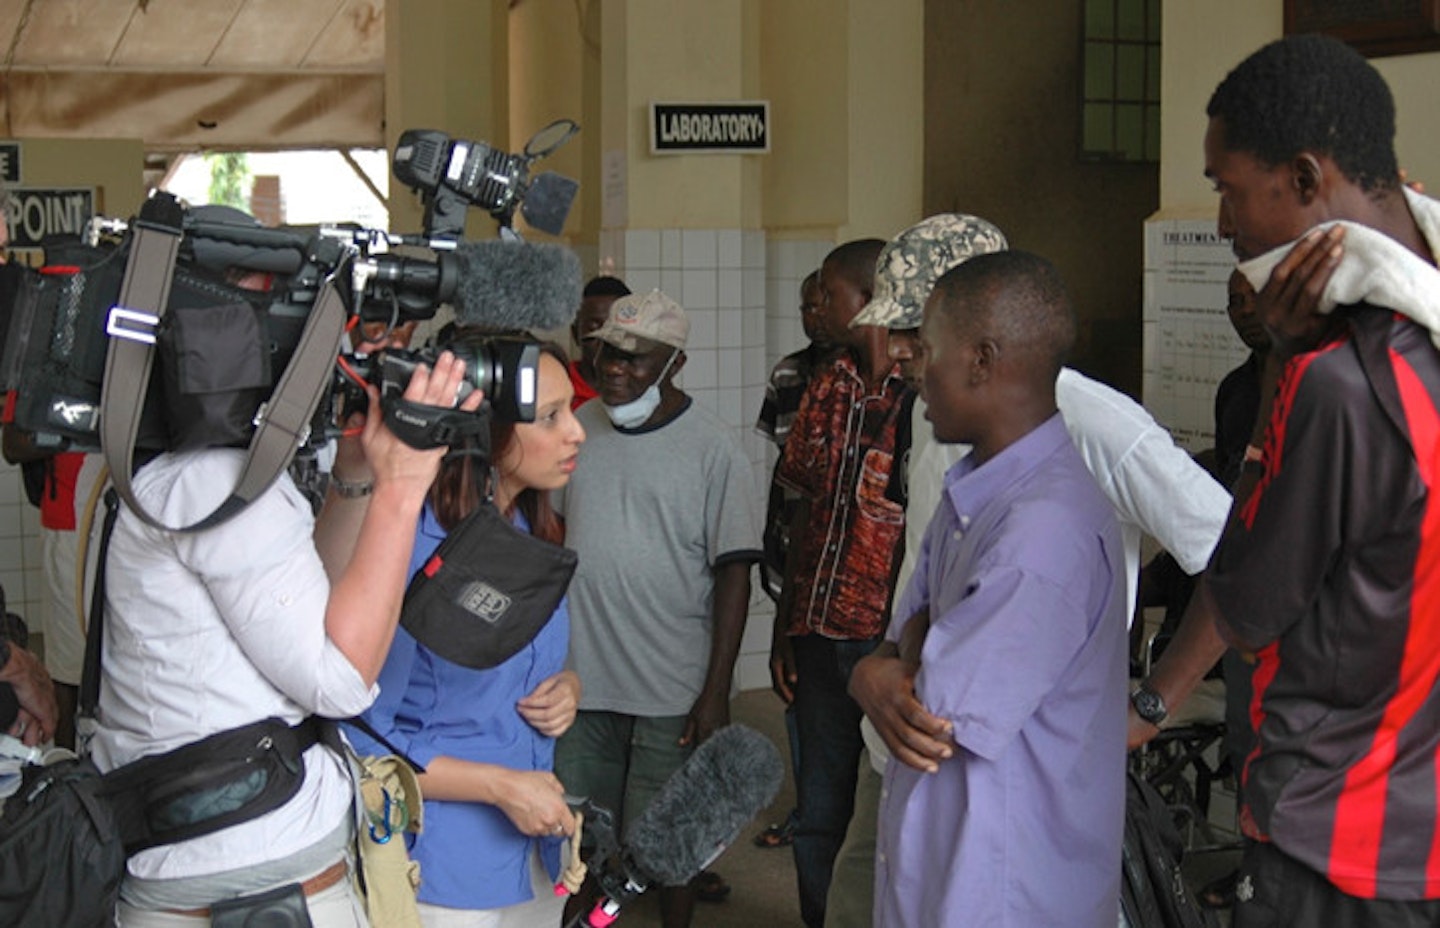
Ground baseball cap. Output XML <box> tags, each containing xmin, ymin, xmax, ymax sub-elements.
<box><xmin>587</xmin><ymin>288</ymin><xmax>690</xmax><ymax>351</ymax></box>
<box><xmin>851</xmin><ymin>214</ymin><xmax>1009</xmax><ymax>329</ymax></box>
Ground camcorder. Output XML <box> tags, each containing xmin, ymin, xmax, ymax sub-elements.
<box><xmin>0</xmin><ymin>120</ymin><xmax>583</xmax><ymax>466</ymax></box>
<box><xmin>341</xmin><ymin>339</ymin><xmax>540</xmax><ymax>421</ymax></box>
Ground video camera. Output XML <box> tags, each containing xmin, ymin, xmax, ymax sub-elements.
<box><xmin>393</xmin><ymin>119</ymin><xmax>580</xmax><ymax>240</ymax></box>
<box><xmin>0</xmin><ymin>121</ymin><xmax>582</xmax><ymax>469</ymax></box>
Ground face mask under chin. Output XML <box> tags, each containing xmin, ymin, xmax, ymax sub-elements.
<box><xmin>602</xmin><ymin>349</ymin><xmax>679</xmax><ymax>429</ymax></box>
<box><xmin>603</xmin><ymin>383</ymin><xmax>663</xmax><ymax>428</ymax></box>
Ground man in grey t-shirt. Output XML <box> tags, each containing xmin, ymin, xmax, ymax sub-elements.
<box><xmin>556</xmin><ymin>289</ymin><xmax>762</xmax><ymax>928</ymax></box>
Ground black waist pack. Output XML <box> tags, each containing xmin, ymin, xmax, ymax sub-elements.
<box><xmin>402</xmin><ymin>502</ymin><xmax>577</xmax><ymax>670</ymax></box>
<box><xmin>0</xmin><ymin>716</ymin><xmax>328</xmax><ymax>928</ymax></box>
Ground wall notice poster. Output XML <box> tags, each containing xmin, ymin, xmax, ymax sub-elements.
<box><xmin>1142</xmin><ymin>217</ymin><xmax>1249</xmax><ymax>454</ymax></box>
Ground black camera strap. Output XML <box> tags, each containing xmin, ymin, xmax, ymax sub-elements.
<box><xmin>99</xmin><ymin>193</ymin><xmax>348</xmax><ymax>532</ymax></box>
<box><xmin>383</xmin><ymin>396</ymin><xmax>489</xmax><ymax>450</ymax></box>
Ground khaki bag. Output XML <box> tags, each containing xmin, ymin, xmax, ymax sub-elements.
<box><xmin>354</xmin><ymin>754</ymin><xmax>425</xmax><ymax>928</ymax></box>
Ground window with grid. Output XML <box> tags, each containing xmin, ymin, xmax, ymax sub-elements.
<box><xmin>1081</xmin><ymin>0</ymin><xmax>1161</xmax><ymax>163</ymax></box>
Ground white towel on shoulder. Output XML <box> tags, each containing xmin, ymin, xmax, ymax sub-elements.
<box><xmin>1237</xmin><ymin>186</ymin><xmax>1440</xmax><ymax>348</ymax></box>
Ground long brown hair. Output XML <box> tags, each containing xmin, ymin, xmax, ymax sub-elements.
<box><xmin>429</xmin><ymin>339</ymin><xmax>570</xmax><ymax>545</ymax></box>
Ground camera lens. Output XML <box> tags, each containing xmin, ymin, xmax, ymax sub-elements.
<box><xmin>454</xmin><ymin>340</ymin><xmax>540</xmax><ymax>423</ymax></box>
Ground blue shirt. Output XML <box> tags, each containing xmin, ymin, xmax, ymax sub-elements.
<box><xmin>876</xmin><ymin>414</ymin><xmax>1127</xmax><ymax>928</ymax></box>
<box><xmin>346</xmin><ymin>504</ymin><xmax>569</xmax><ymax>910</ymax></box>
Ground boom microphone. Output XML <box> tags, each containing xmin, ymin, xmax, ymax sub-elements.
<box><xmin>565</xmin><ymin>725</ymin><xmax>783</xmax><ymax>928</ymax></box>
<box><xmin>627</xmin><ymin>724</ymin><xmax>784</xmax><ymax>886</ymax></box>
<box><xmin>451</xmin><ymin>238</ymin><xmax>583</xmax><ymax>332</ymax></box>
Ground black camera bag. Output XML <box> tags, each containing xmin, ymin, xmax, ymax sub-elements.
<box><xmin>401</xmin><ymin>500</ymin><xmax>577</xmax><ymax>670</ymax></box>
<box><xmin>2</xmin><ymin>235</ymin><xmax>275</xmax><ymax>453</ymax></box>
<box><xmin>0</xmin><ymin>756</ymin><xmax>123</xmax><ymax>928</ymax></box>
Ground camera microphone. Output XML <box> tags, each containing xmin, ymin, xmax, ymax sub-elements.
<box><xmin>625</xmin><ymin>724</ymin><xmax>785</xmax><ymax>886</ymax></box>
<box><xmin>567</xmin><ymin>725</ymin><xmax>783</xmax><ymax>928</ymax></box>
<box><xmin>451</xmin><ymin>239</ymin><xmax>583</xmax><ymax>332</ymax></box>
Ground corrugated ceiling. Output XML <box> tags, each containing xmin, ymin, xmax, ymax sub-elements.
<box><xmin>0</xmin><ymin>0</ymin><xmax>386</xmax><ymax>150</ymax></box>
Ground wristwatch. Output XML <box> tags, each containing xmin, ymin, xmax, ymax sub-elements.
<box><xmin>1130</xmin><ymin>682</ymin><xmax>1168</xmax><ymax>726</ymax></box>
<box><xmin>331</xmin><ymin>475</ymin><xmax>374</xmax><ymax>499</ymax></box>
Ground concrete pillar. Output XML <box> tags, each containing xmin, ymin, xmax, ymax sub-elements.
<box><xmin>384</xmin><ymin>0</ymin><xmax>509</xmax><ymax>239</ymax></box>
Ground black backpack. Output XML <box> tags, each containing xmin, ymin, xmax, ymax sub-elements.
<box><xmin>0</xmin><ymin>758</ymin><xmax>125</xmax><ymax>928</ymax></box>
<box><xmin>1119</xmin><ymin>769</ymin><xmax>1218</xmax><ymax>928</ymax></box>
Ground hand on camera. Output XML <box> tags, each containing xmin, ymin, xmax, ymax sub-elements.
<box><xmin>358</xmin><ymin>350</ymin><xmax>484</xmax><ymax>493</ymax></box>
<box><xmin>681</xmin><ymin>686</ymin><xmax>730</xmax><ymax>747</ymax></box>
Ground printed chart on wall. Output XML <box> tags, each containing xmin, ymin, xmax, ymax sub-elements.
<box><xmin>1142</xmin><ymin>218</ymin><xmax>1249</xmax><ymax>454</ymax></box>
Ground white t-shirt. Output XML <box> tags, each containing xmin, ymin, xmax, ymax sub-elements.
<box><xmin>90</xmin><ymin>449</ymin><xmax>376</xmax><ymax>881</ymax></box>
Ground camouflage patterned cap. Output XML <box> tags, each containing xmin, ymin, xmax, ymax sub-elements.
<box><xmin>851</xmin><ymin>214</ymin><xmax>1009</xmax><ymax>329</ymax></box>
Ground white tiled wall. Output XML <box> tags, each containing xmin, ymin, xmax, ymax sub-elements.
<box><xmin>764</xmin><ymin>239</ymin><xmax>833</xmax><ymax>375</ymax></box>
<box><xmin>0</xmin><ymin>459</ymin><xmax>44</xmax><ymax>630</ymax></box>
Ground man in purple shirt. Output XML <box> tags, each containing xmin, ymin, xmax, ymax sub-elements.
<box><xmin>858</xmin><ymin>251</ymin><xmax>1127</xmax><ymax>927</ymax></box>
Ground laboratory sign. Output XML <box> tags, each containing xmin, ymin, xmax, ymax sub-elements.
<box><xmin>650</xmin><ymin>102</ymin><xmax>770</xmax><ymax>154</ymax></box>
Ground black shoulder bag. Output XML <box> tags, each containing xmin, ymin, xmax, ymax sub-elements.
<box><xmin>401</xmin><ymin>499</ymin><xmax>577</xmax><ymax>670</ymax></box>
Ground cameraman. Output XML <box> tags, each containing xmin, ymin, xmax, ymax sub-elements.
<box><xmin>92</xmin><ymin>352</ymin><xmax>482</xmax><ymax>927</ymax></box>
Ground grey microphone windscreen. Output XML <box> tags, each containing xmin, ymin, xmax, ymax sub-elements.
<box><xmin>451</xmin><ymin>239</ymin><xmax>582</xmax><ymax>332</ymax></box>
<box><xmin>624</xmin><ymin>724</ymin><xmax>784</xmax><ymax>887</ymax></box>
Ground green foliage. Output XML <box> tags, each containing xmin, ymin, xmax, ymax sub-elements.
<box><xmin>205</xmin><ymin>152</ymin><xmax>251</xmax><ymax>208</ymax></box>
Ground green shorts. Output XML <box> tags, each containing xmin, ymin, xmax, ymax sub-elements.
<box><xmin>554</xmin><ymin>711</ymin><xmax>693</xmax><ymax>839</ymax></box>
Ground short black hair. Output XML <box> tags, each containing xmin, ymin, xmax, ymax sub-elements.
<box><xmin>824</xmin><ymin>239</ymin><xmax>886</xmax><ymax>296</ymax></box>
<box><xmin>583</xmin><ymin>275</ymin><xmax>631</xmax><ymax>299</ymax></box>
<box><xmin>931</xmin><ymin>250</ymin><xmax>1075</xmax><ymax>377</ymax></box>
<box><xmin>1207</xmin><ymin>34</ymin><xmax>1399</xmax><ymax>193</ymax></box>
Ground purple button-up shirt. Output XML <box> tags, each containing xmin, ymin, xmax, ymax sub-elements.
<box><xmin>876</xmin><ymin>414</ymin><xmax>1127</xmax><ymax>928</ymax></box>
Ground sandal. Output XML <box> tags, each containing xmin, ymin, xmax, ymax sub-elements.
<box><xmin>1198</xmin><ymin>868</ymin><xmax>1239</xmax><ymax>909</ymax></box>
<box><xmin>692</xmin><ymin>869</ymin><xmax>731</xmax><ymax>903</ymax></box>
<box><xmin>752</xmin><ymin>821</ymin><xmax>795</xmax><ymax>849</ymax></box>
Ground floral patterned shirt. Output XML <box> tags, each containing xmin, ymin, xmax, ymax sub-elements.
<box><xmin>776</xmin><ymin>353</ymin><xmax>912</xmax><ymax>640</ymax></box>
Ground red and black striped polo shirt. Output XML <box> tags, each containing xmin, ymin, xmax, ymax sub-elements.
<box><xmin>1209</xmin><ymin>306</ymin><xmax>1440</xmax><ymax>901</ymax></box>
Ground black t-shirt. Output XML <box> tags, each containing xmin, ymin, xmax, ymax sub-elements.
<box><xmin>1208</xmin><ymin>307</ymin><xmax>1440</xmax><ymax>901</ymax></box>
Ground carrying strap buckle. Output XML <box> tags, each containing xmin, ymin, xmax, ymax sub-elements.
<box><xmin>105</xmin><ymin>306</ymin><xmax>160</xmax><ymax>345</ymax></box>
<box><xmin>251</xmin><ymin>401</ymin><xmax>313</xmax><ymax>447</ymax></box>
